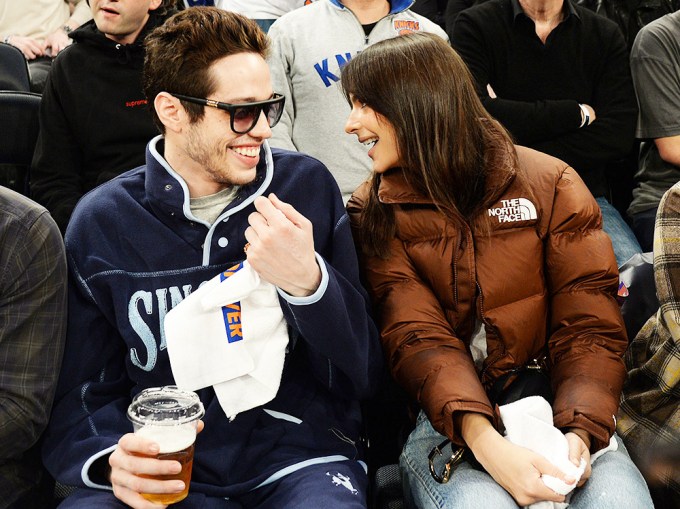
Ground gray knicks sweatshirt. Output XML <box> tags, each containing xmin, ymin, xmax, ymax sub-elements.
<box><xmin>268</xmin><ymin>0</ymin><xmax>448</xmax><ymax>201</ymax></box>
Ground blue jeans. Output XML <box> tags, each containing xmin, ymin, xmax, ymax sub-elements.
<box><xmin>596</xmin><ymin>197</ymin><xmax>642</xmax><ymax>267</ymax></box>
<box><xmin>400</xmin><ymin>412</ymin><xmax>653</xmax><ymax>509</ymax></box>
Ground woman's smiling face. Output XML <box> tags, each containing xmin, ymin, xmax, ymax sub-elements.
<box><xmin>345</xmin><ymin>96</ymin><xmax>402</xmax><ymax>174</ymax></box>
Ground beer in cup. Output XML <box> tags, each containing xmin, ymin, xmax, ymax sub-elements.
<box><xmin>127</xmin><ymin>386</ymin><xmax>204</xmax><ymax>504</ymax></box>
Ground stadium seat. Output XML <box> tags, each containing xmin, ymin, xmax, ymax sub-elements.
<box><xmin>0</xmin><ymin>42</ymin><xmax>31</xmax><ymax>92</ymax></box>
<box><xmin>0</xmin><ymin>90</ymin><xmax>41</xmax><ymax>194</ymax></box>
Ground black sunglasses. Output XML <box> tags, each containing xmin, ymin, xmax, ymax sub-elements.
<box><xmin>172</xmin><ymin>93</ymin><xmax>285</xmax><ymax>134</ymax></box>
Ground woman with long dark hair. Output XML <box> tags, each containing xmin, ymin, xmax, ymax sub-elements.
<box><xmin>343</xmin><ymin>32</ymin><xmax>652</xmax><ymax>508</ymax></box>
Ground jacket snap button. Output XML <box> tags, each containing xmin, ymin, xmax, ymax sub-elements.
<box><xmin>165</xmin><ymin>184</ymin><xmax>172</xmax><ymax>191</ymax></box>
<box><xmin>218</xmin><ymin>237</ymin><xmax>228</xmax><ymax>248</ymax></box>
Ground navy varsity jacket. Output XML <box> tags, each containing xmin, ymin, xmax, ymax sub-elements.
<box><xmin>42</xmin><ymin>136</ymin><xmax>382</xmax><ymax>497</ymax></box>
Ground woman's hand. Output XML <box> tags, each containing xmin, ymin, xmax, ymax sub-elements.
<box><xmin>477</xmin><ymin>433</ymin><xmax>576</xmax><ymax>505</ymax></box>
<box><xmin>460</xmin><ymin>412</ymin><xmax>575</xmax><ymax>506</ymax></box>
<box><xmin>565</xmin><ymin>430</ymin><xmax>592</xmax><ymax>486</ymax></box>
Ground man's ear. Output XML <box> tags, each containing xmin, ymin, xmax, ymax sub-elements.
<box><xmin>155</xmin><ymin>92</ymin><xmax>186</xmax><ymax>134</ymax></box>
<box><xmin>149</xmin><ymin>0</ymin><xmax>163</xmax><ymax>12</ymax></box>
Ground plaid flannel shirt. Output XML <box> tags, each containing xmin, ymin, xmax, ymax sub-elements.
<box><xmin>618</xmin><ymin>182</ymin><xmax>680</xmax><ymax>499</ymax></box>
<box><xmin>0</xmin><ymin>189</ymin><xmax>67</xmax><ymax>507</ymax></box>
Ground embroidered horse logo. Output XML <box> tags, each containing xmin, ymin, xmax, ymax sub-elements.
<box><xmin>326</xmin><ymin>471</ymin><xmax>358</xmax><ymax>495</ymax></box>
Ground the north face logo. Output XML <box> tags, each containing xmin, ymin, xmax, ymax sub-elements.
<box><xmin>488</xmin><ymin>198</ymin><xmax>537</xmax><ymax>223</ymax></box>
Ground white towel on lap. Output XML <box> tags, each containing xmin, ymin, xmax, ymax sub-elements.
<box><xmin>165</xmin><ymin>261</ymin><xmax>289</xmax><ymax>420</ymax></box>
<box><xmin>499</xmin><ymin>396</ymin><xmax>617</xmax><ymax>509</ymax></box>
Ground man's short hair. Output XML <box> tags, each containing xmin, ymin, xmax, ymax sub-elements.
<box><xmin>143</xmin><ymin>7</ymin><xmax>269</xmax><ymax>133</ymax></box>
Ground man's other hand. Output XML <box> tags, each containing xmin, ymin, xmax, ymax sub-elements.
<box><xmin>245</xmin><ymin>193</ymin><xmax>322</xmax><ymax>297</ymax></box>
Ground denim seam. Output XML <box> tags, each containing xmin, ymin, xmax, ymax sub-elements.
<box><xmin>401</xmin><ymin>448</ymin><xmax>446</xmax><ymax>508</ymax></box>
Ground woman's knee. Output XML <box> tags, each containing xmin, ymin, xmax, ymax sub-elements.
<box><xmin>570</xmin><ymin>438</ymin><xmax>653</xmax><ymax>508</ymax></box>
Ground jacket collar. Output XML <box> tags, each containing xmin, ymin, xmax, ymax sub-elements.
<box><xmin>144</xmin><ymin>135</ymin><xmax>274</xmax><ymax>265</ymax></box>
<box><xmin>327</xmin><ymin>0</ymin><xmax>415</xmax><ymax>15</ymax></box>
<box><xmin>145</xmin><ymin>135</ymin><xmax>272</xmax><ymax>219</ymax></box>
<box><xmin>510</xmin><ymin>0</ymin><xmax>580</xmax><ymax>24</ymax></box>
<box><xmin>377</xmin><ymin>143</ymin><xmax>518</xmax><ymax>210</ymax></box>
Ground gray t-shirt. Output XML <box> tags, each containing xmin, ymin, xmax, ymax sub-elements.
<box><xmin>628</xmin><ymin>12</ymin><xmax>680</xmax><ymax>217</ymax></box>
<box><xmin>190</xmin><ymin>186</ymin><xmax>239</xmax><ymax>225</ymax></box>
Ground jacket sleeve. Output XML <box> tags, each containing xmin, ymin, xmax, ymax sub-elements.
<box><xmin>31</xmin><ymin>64</ymin><xmax>85</xmax><ymax>235</ymax></box>
<box><xmin>266</xmin><ymin>22</ymin><xmax>298</xmax><ymax>152</ymax></box>
<box><xmin>630</xmin><ymin>26</ymin><xmax>680</xmax><ymax>140</ymax></box>
<box><xmin>347</xmin><ymin>196</ymin><xmax>492</xmax><ymax>445</ymax></box>
<box><xmin>653</xmin><ymin>184</ymin><xmax>680</xmax><ymax>343</ymax></box>
<box><xmin>546</xmin><ymin>167</ymin><xmax>628</xmax><ymax>451</ymax></box>
<box><xmin>0</xmin><ymin>210</ymin><xmax>66</xmax><ymax>461</ymax></box>
<box><xmin>41</xmin><ymin>255</ymin><xmax>132</xmax><ymax>489</ymax></box>
<box><xmin>277</xmin><ymin>205</ymin><xmax>383</xmax><ymax>401</ymax></box>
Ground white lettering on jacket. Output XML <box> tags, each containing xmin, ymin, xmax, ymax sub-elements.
<box><xmin>129</xmin><ymin>285</ymin><xmax>193</xmax><ymax>371</ymax></box>
<box><xmin>488</xmin><ymin>198</ymin><xmax>537</xmax><ymax>223</ymax></box>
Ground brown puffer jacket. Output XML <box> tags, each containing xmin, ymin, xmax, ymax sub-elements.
<box><xmin>347</xmin><ymin>145</ymin><xmax>627</xmax><ymax>452</ymax></box>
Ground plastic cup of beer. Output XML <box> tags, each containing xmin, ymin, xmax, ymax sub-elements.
<box><xmin>127</xmin><ymin>386</ymin><xmax>204</xmax><ymax>505</ymax></box>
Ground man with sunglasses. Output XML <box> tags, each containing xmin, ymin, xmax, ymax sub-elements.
<box><xmin>41</xmin><ymin>7</ymin><xmax>382</xmax><ymax>509</ymax></box>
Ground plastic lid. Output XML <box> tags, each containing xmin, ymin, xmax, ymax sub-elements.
<box><xmin>127</xmin><ymin>386</ymin><xmax>204</xmax><ymax>426</ymax></box>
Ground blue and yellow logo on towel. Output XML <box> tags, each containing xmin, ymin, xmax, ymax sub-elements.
<box><xmin>220</xmin><ymin>263</ymin><xmax>243</xmax><ymax>343</ymax></box>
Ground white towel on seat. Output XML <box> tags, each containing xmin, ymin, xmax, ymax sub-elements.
<box><xmin>499</xmin><ymin>396</ymin><xmax>617</xmax><ymax>509</ymax></box>
<box><xmin>164</xmin><ymin>261</ymin><xmax>289</xmax><ymax>420</ymax></box>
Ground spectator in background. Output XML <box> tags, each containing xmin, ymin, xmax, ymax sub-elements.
<box><xmin>268</xmin><ymin>0</ymin><xmax>448</xmax><ymax>202</ymax></box>
<box><xmin>0</xmin><ymin>187</ymin><xmax>67</xmax><ymax>509</ymax></box>
<box><xmin>627</xmin><ymin>12</ymin><xmax>680</xmax><ymax>252</ymax></box>
<box><xmin>0</xmin><ymin>0</ymin><xmax>91</xmax><ymax>92</ymax></box>
<box><xmin>183</xmin><ymin>0</ymin><xmax>315</xmax><ymax>32</ymax></box>
<box><xmin>445</xmin><ymin>0</ymin><xmax>680</xmax><ymax>50</ymax></box>
<box><xmin>31</xmin><ymin>0</ymin><xmax>177</xmax><ymax>234</ymax></box>
<box><xmin>618</xmin><ymin>181</ymin><xmax>680</xmax><ymax>508</ymax></box>
<box><xmin>451</xmin><ymin>0</ymin><xmax>641</xmax><ymax>267</ymax></box>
